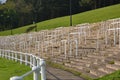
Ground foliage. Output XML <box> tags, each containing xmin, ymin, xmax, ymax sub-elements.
<box><xmin>0</xmin><ymin>58</ymin><xmax>33</xmax><ymax>80</ymax></box>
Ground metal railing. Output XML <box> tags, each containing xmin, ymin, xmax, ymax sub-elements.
<box><xmin>0</xmin><ymin>49</ymin><xmax>46</xmax><ymax>80</ymax></box>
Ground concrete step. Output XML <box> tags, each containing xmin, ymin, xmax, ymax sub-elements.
<box><xmin>70</xmin><ymin>60</ymin><xmax>91</xmax><ymax>68</ymax></box>
<box><xmin>115</xmin><ymin>60</ymin><xmax>120</xmax><ymax>66</ymax></box>
<box><xmin>70</xmin><ymin>58</ymin><xmax>92</xmax><ymax>64</ymax></box>
<box><xmin>71</xmin><ymin>63</ymin><xmax>85</xmax><ymax>70</ymax></box>
<box><xmin>106</xmin><ymin>64</ymin><xmax>120</xmax><ymax>70</ymax></box>
<box><xmin>99</xmin><ymin>51</ymin><xmax>117</xmax><ymax>57</ymax></box>
<box><xmin>64</xmin><ymin>63</ymin><xmax>72</xmax><ymax>67</ymax></box>
<box><xmin>64</xmin><ymin>61</ymin><xmax>91</xmax><ymax>74</ymax></box>
<box><xmin>85</xmin><ymin>73</ymin><xmax>98</xmax><ymax>79</ymax></box>
<box><xmin>110</xmin><ymin>55</ymin><xmax>120</xmax><ymax>61</ymax></box>
<box><xmin>90</xmin><ymin>69</ymin><xmax>107</xmax><ymax>77</ymax></box>
<box><xmin>98</xmin><ymin>66</ymin><xmax>115</xmax><ymax>74</ymax></box>
<box><xmin>87</xmin><ymin>54</ymin><xmax>105</xmax><ymax>60</ymax></box>
<box><xmin>81</xmin><ymin>56</ymin><xmax>104</xmax><ymax>64</ymax></box>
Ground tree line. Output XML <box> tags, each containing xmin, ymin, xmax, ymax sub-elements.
<box><xmin>0</xmin><ymin>0</ymin><xmax>120</xmax><ymax>31</ymax></box>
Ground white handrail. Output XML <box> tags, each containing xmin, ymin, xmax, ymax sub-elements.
<box><xmin>0</xmin><ymin>49</ymin><xmax>46</xmax><ymax>80</ymax></box>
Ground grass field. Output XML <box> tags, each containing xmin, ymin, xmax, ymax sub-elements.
<box><xmin>0</xmin><ymin>4</ymin><xmax>120</xmax><ymax>36</ymax></box>
<box><xmin>95</xmin><ymin>70</ymin><xmax>120</xmax><ymax>80</ymax></box>
<box><xmin>0</xmin><ymin>58</ymin><xmax>33</xmax><ymax>80</ymax></box>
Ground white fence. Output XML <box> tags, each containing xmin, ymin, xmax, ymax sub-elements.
<box><xmin>0</xmin><ymin>49</ymin><xmax>46</xmax><ymax>80</ymax></box>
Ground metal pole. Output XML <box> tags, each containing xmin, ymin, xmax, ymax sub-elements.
<box><xmin>40</xmin><ymin>59</ymin><xmax>46</xmax><ymax>80</ymax></box>
<box><xmin>32</xmin><ymin>66</ymin><xmax>39</xmax><ymax>80</ymax></box>
<box><xmin>105</xmin><ymin>30</ymin><xmax>108</xmax><ymax>45</ymax></box>
<box><xmin>69</xmin><ymin>0</ymin><xmax>72</xmax><ymax>26</ymax></box>
<box><xmin>10</xmin><ymin>76</ymin><xmax>23</xmax><ymax>80</ymax></box>
<box><xmin>75</xmin><ymin>40</ymin><xmax>78</xmax><ymax>57</ymax></box>
<box><xmin>114</xmin><ymin>29</ymin><xmax>116</xmax><ymax>46</ymax></box>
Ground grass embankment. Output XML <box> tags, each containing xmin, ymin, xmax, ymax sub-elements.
<box><xmin>95</xmin><ymin>70</ymin><xmax>120</xmax><ymax>80</ymax></box>
<box><xmin>0</xmin><ymin>58</ymin><xmax>33</xmax><ymax>80</ymax></box>
<box><xmin>0</xmin><ymin>4</ymin><xmax>120</xmax><ymax>36</ymax></box>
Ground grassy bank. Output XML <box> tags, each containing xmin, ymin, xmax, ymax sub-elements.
<box><xmin>95</xmin><ymin>70</ymin><xmax>120</xmax><ymax>80</ymax></box>
<box><xmin>0</xmin><ymin>58</ymin><xmax>32</xmax><ymax>80</ymax></box>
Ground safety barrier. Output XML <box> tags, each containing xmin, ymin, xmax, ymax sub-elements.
<box><xmin>0</xmin><ymin>49</ymin><xmax>46</xmax><ymax>80</ymax></box>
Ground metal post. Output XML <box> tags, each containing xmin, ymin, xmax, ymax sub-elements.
<box><xmin>32</xmin><ymin>66</ymin><xmax>40</xmax><ymax>80</ymax></box>
<box><xmin>15</xmin><ymin>53</ymin><xmax>17</xmax><ymax>62</ymax></box>
<box><xmin>30</xmin><ymin>55</ymin><xmax>33</xmax><ymax>68</ymax></box>
<box><xmin>119</xmin><ymin>35</ymin><xmax>120</xmax><ymax>48</ymax></box>
<box><xmin>69</xmin><ymin>41</ymin><xmax>72</xmax><ymax>56</ymax></box>
<box><xmin>84</xmin><ymin>32</ymin><xmax>86</xmax><ymax>45</ymax></box>
<box><xmin>62</xmin><ymin>40</ymin><xmax>67</xmax><ymax>59</ymax></box>
<box><xmin>8</xmin><ymin>50</ymin><xmax>10</xmax><ymax>60</ymax></box>
<box><xmin>12</xmin><ymin>52</ymin><xmax>14</xmax><ymax>60</ymax></box>
<box><xmin>33</xmin><ymin>57</ymin><xmax>36</xmax><ymax>66</ymax></box>
<box><xmin>75</xmin><ymin>40</ymin><xmax>78</xmax><ymax>57</ymax></box>
<box><xmin>114</xmin><ymin>29</ymin><xmax>116</xmax><ymax>46</ymax></box>
<box><xmin>0</xmin><ymin>50</ymin><xmax>1</xmax><ymax>57</ymax></box>
<box><xmin>37</xmin><ymin>41</ymin><xmax>40</xmax><ymax>57</ymax></box>
<box><xmin>20</xmin><ymin>53</ymin><xmax>22</xmax><ymax>64</ymax></box>
<box><xmin>51</xmin><ymin>42</ymin><xmax>53</xmax><ymax>57</ymax></box>
<box><xmin>69</xmin><ymin>0</ymin><xmax>72</xmax><ymax>26</ymax></box>
<box><xmin>40</xmin><ymin>59</ymin><xmax>46</xmax><ymax>80</ymax></box>
<box><xmin>105</xmin><ymin>30</ymin><xmax>108</xmax><ymax>45</ymax></box>
<box><xmin>29</xmin><ymin>41</ymin><xmax>31</xmax><ymax>53</ymax></box>
<box><xmin>25</xmin><ymin>54</ymin><xmax>28</xmax><ymax>65</ymax></box>
<box><xmin>97</xmin><ymin>31</ymin><xmax>99</xmax><ymax>51</ymax></box>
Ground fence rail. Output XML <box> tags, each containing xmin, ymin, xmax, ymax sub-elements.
<box><xmin>0</xmin><ymin>49</ymin><xmax>46</xmax><ymax>80</ymax></box>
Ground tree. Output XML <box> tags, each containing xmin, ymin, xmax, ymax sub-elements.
<box><xmin>0</xmin><ymin>1</ymin><xmax>2</xmax><ymax>4</ymax></box>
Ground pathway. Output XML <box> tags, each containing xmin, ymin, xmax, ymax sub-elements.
<box><xmin>46</xmin><ymin>66</ymin><xmax>85</xmax><ymax>80</ymax></box>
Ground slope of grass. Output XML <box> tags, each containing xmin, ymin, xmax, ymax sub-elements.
<box><xmin>0</xmin><ymin>4</ymin><xmax>120</xmax><ymax>36</ymax></box>
<box><xmin>0</xmin><ymin>58</ymin><xmax>33</xmax><ymax>80</ymax></box>
<box><xmin>95</xmin><ymin>70</ymin><xmax>120</xmax><ymax>80</ymax></box>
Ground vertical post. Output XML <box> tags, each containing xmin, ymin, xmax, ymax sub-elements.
<box><xmin>23</xmin><ymin>42</ymin><xmax>25</xmax><ymax>53</ymax></box>
<box><xmin>32</xmin><ymin>66</ymin><xmax>39</xmax><ymax>80</ymax></box>
<box><xmin>75</xmin><ymin>40</ymin><xmax>78</xmax><ymax>57</ymax></box>
<box><xmin>20</xmin><ymin>53</ymin><xmax>22</xmax><ymax>64</ymax></box>
<box><xmin>41</xmin><ymin>44</ymin><xmax>44</xmax><ymax>58</ymax></box>
<box><xmin>2</xmin><ymin>49</ymin><xmax>4</xmax><ymax>58</ymax></box>
<box><xmin>84</xmin><ymin>32</ymin><xmax>86</xmax><ymax>45</ymax></box>
<box><xmin>37</xmin><ymin>59</ymin><xmax>40</xmax><ymax>67</ymax></box>
<box><xmin>69</xmin><ymin>41</ymin><xmax>72</xmax><ymax>56</ymax></box>
<box><xmin>108</xmin><ymin>24</ymin><xmax>110</xmax><ymax>35</ymax></box>
<box><xmin>62</xmin><ymin>40</ymin><xmax>67</xmax><ymax>59</ymax></box>
<box><xmin>119</xmin><ymin>35</ymin><xmax>120</xmax><ymax>48</ymax></box>
<box><xmin>40</xmin><ymin>59</ymin><xmax>46</xmax><ymax>80</ymax></box>
<box><xmin>0</xmin><ymin>50</ymin><xmax>1</xmax><ymax>57</ymax></box>
<box><xmin>12</xmin><ymin>52</ymin><xmax>14</xmax><ymax>60</ymax></box>
<box><xmin>30</xmin><ymin>55</ymin><xmax>33</xmax><ymax>68</ymax></box>
<box><xmin>5</xmin><ymin>51</ymin><xmax>7</xmax><ymax>59</ymax></box>
<box><xmin>25</xmin><ymin>54</ymin><xmax>28</xmax><ymax>65</ymax></box>
<box><xmin>51</xmin><ymin>42</ymin><xmax>53</xmax><ymax>57</ymax></box>
<box><xmin>29</xmin><ymin>41</ymin><xmax>31</xmax><ymax>53</ymax></box>
<box><xmin>114</xmin><ymin>29</ymin><xmax>116</xmax><ymax>46</ymax></box>
<box><xmin>37</xmin><ymin>41</ymin><xmax>40</xmax><ymax>57</ymax></box>
<box><xmin>8</xmin><ymin>50</ymin><xmax>10</xmax><ymax>60</ymax></box>
<box><xmin>15</xmin><ymin>53</ymin><xmax>17</xmax><ymax>62</ymax></box>
<box><xmin>105</xmin><ymin>30</ymin><xmax>108</xmax><ymax>45</ymax></box>
<box><xmin>88</xmin><ymin>25</ymin><xmax>90</xmax><ymax>37</ymax></box>
<box><xmin>69</xmin><ymin>0</ymin><xmax>72</xmax><ymax>26</ymax></box>
<box><xmin>97</xmin><ymin>31</ymin><xmax>99</xmax><ymax>51</ymax></box>
<box><xmin>33</xmin><ymin>57</ymin><xmax>36</xmax><ymax>66</ymax></box>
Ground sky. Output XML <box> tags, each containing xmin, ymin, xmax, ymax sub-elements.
<box><xmin>0</xmin><ymin>0</ymin><xmax>7</xmax><ymax>4</ymax></box>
